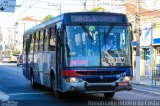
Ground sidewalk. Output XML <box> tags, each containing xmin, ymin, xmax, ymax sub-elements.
<box><xmin>133</xmin><ymin>83</ymin><xmax>160</xmax><ymax>96</ymax></box>
<box><xmin>133</xmin><ymin>76</ymin><xmax>160</xmax><ymax>87</ymax></box>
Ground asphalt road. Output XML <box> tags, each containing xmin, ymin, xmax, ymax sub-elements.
<box><xmin>0</xmin><ymin>63</ymin><xmax>160</xmax><ymax>106</ymax></box>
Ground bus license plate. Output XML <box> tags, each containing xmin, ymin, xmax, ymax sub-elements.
<box><xmin>118</xmin><ymin>82</ymin><xmax>128</xmax><ymax>86</ymax></box>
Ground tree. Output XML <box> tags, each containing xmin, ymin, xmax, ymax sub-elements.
<box><xmin>90</xmin><ymin>7</ymin><xmax>105</xmax><ymax>12</ymax></box>
<box><xmin>43</xmin><ymin>14</ymin><xmax>54</xmax><ymax>22</ymax></box>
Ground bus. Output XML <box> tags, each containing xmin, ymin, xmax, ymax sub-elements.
<box><xmin>1</xmin><ymin>50</ymin><xmax>21</xmax><ymax>63</ymax></box>
<box><xmin>23</xmin><ymin>12</ymin><xmax>133</xmax><ymax>99</ymax></box>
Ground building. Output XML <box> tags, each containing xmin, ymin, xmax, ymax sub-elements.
<box><xmin>97</xmin><ymin>0</ymin><xmax>126</xmax><ymax>13</ymax></box>
<box><xmin>124</xmin><ymin>2</ymin><xmax>160</xmax><ymax>86</ymax></box>
<box><xmin>14</xmin><ymin>16</ymin><xmax>42</xmax><ymax>52</ymax></box>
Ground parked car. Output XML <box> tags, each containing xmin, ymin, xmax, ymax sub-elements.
<box><xmin>17</xmin><ymin>55</ymin><xmax>23</xmax><ymax>66</ymax></box>
<box><xmin>1</xmin><ymin>54</ymin><xmax>10</xmax><ymax>63</ymax></box>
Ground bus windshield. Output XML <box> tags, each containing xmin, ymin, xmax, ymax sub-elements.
<box><xmin>64</xmin><ymin>25</ymin><xmax>131</xmax><ymax>67</ymax></box>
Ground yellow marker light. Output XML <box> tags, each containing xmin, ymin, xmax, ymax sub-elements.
<box><xmin>66</xmin><ymin>78</ymin><xmax>70</xmax><ymax>82</ymax></box>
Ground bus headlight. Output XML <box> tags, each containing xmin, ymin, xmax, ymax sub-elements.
<box><xmin>66</xmin><ymin>77</ymin><xmax>83</xmax><ymax>83</ymax></box>
<box><xmin>119</xmin><ymin>76</ymin><xmax>132</xmax><ymax>82</ymax></box>
<box><xmin>123</xmin><ymin>76</ymin><xmax>132</xmax><ymax>81</ymax></box>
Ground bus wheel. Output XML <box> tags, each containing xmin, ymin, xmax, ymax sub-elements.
<box><xmin>31</xmin><ymin>73</ymin><xmax>38</xmax><ymax>89</ymax></box>
<box><xmin>54</xmin><ymin>90</ymin><xmax>63</xmax><ymax>99</ymax></box>
<box><xmin>50</xmin><ymin>74</ymin><xmax>54</xmax><ymax>92</ymax></box>
<box><xmin>104</xmin><ymin>92</ymin><xmax>115</xmax><ymax>98</ymax></box>
<box><xmin>53</xmin><ymin>79</ymin><xmax>63</xmax><ymax>99</ymax></box>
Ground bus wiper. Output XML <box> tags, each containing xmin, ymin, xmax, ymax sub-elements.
<box><xmin>80</xmin><ymin>23</ymin><xmax>93</xmax><ymax>40</ymax></box>
<box><xmin>104</xmin><ymin>25</ymin><xmax>114</xmax><ymax>48</ymax></box>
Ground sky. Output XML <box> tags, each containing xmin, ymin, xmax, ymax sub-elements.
<box><xmin>0</xmin><ymin>0</ymin><xmax>158</xmax><ymax>29</ymax></box>
<box><xmin>0</xmin><ymin>0</ymin><xmax>92</xmax><ymax>28</ymax></box>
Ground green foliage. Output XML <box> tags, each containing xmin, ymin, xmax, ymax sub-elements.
<box><xmin>90</xmin><ymin>7</ymin><xmax>105</xmax><ymax>12</ymax></box>
<box><xmin>43</xmin><ymin>14</ymin><xmax>54</xmax><ymax>22</ymax></box>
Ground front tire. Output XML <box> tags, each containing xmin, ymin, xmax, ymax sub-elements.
<box><xmin>104</xmin><ymin>92</ymin><xmax>115</xmax><ymax>98</ymax></box>
<box><xmin>31</xmin><ymin>72</ymin><xmax>38</xmax><ymax>89</ymax></box>
<box><xmin>54</xmin><ymin>90</ymin><xmax>64</xmax><ymax>99</ymax></box>
<box><xmin>53</xmin><ymin>78</ymin><xmax>64</xmax><ymax>99</ymax></box>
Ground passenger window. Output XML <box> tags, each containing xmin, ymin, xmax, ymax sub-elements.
<box><xmin>35</xmin><ymin>32</ymin><xmax>39</xmax><ymax>53</ymax></box>
<box><xmin>44</xmin><ymin>29</ymin><xmax>48</xmax><ymax>51</ymax></box>
<box><xmin>30</xmin><ymin>34</ymin><xmax>34</xmax><ymax>53</ymax></box>
<box><xmin>39</xmin><ymin>30</ymin><xmax>44</xmax><ymax>52</ymax></box>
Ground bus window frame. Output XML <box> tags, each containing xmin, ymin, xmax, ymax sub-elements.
<box><xmin>44</xmin><ymin>28</ymin><xmax>48</xmax><ymax>52</ymax></box>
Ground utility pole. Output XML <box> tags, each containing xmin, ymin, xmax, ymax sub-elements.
<box><xmin>83</xmin><ymin>0</ymin><xmax>86</xmax><ymax>11</ymax></box>
<box><xmin>135</xmin><ymin>0</ymin><xmax>141</xmax><ymax>83</ymax></box>
<box><xmin>59</xmin><ymin>4</ymin><xmax>61</xmax><ymax>14</ymax></box>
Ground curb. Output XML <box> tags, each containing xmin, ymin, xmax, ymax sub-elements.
<box><xmin>133</xmin><ymin>82</ymin><xmax>160</xmax><ymax>89</ymax></box>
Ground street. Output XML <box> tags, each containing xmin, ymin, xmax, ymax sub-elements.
<box><xmin>0</xmin><ymin>63</ymin><xmax>160</xmax><ymax>106</ymax></box>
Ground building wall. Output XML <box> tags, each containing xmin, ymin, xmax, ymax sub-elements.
<box><xmin>14</xmin><ymin>19</ymin><xmax>42</xmax><ymax>52</ymax></box>
<box><xmin>97</xmin><ymin>0</ymin><xmax>126</xmax><ymax>13</ymax></box>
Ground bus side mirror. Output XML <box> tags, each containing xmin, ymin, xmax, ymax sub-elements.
<box><xmin>129</xmin><ymin>22</ymin><xmax>133</xmax><ymax>40</ymax></box>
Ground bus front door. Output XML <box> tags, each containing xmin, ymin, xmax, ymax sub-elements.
<box><xmin>56</xmin><ymin>32</ymin><xmax>63</xmax><ymax>90</ymax></box>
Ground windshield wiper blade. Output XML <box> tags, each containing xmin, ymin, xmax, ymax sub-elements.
<box><xmin>80</xmin><ymin>23</ymin><xmax>93</xmax><ymax>40</ymax></box>
<box><xmin>104</xmin><ymin>25</ymin><xmax>114</xmax><ymax>39</ymax></box>
<box><xmin>104</xmin><ymin>25</ymin><xmax>114</xmax><ymax>48</ymax></box>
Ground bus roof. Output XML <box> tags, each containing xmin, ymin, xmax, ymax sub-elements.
<box><xmin>24</xmin><ymin>12</ymin><xmax>128</xmax><ymax>38</ymax></box>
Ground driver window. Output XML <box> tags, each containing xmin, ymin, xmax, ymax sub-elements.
<box><xmin>48</xmin><ymin>26</ymin><xmax>56</xmax><ymax>51</ymax></box>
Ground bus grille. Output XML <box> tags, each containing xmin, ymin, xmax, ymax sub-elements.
<box><xmin>76</xmin><ymin>71</ymin><xmax>124</xmax><ymax>75</ymax></box>
<box><xmin>86</xmin><ymin>85</ymin><xmax>115</xmax><ymax>91</ymax></box>
<box><xmin>86</xmin><ymin>77</ymin><xmax>117</xmax><ymax>83</ymax></box>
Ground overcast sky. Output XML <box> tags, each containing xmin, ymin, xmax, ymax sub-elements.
<box><xmin>0</xmin><ymin>0</ymin><xmax>90</xmax><ymax>28</ymax></box>
<box><xmin>0</xmin><ymin>0</ymin><xmax>157</xmax><ymax>29</ymax></box>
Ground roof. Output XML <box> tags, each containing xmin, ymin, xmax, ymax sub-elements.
<box><xmin>21</xmin><ymin>16</ymin><xmax>43</xmax><ymax>22</ymax></box>
<box><xmin>123</xmin><ymin>3</ymin><xmax>160</xmax><ymax>18</ymax></box>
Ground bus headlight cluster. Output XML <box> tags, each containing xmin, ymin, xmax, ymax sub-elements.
<box><xmin>66</xmin><ymin>77</ymin><xmax>83</xmax><ymax>83</ymax></box>
<box><xmin>119</xmin><ymin>76</ymin><xmax>132</xmax><ymax>82</ymax></box>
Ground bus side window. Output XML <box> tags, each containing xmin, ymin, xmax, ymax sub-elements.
<box><xmin>30</xmin><ymin>33</ymin><xmax>34</xmax><ymax>53</ymax></box>
<box><xmin>48</xmin><ymin>26</ymin><xmax>56</xmax><ymax>51</ymax></box>
<box><xmin>35</xmin><ymin>32</ymin><xmax>39</xmax><ymax>53</ymax></box>
<box><xmin>39</xmin><ymin>30</ymin><xmax>44</xmax><ymax>52</ymax></box>
<box><xmin>44</xmin><ymin>28</ymin><xmax>48</xmax><ymax>51</ymax></box>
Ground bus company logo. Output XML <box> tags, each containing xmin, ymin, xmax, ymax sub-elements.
<box><xmin>99</xmin><ymin>75</ymin><xmax>103</xmax><ymax>80</ymax></box>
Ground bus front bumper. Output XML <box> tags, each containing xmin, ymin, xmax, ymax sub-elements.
<box><xmin>63</xmin><ymin>80</ymin><xmax>132</xmax><ymax>93</ymax></box>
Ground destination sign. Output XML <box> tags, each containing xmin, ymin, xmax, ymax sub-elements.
<box><xmin>71</xmin><ymin>15</ymin><xmax>125</xmax><ymax>23</ymax></box>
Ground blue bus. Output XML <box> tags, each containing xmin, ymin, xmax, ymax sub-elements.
<box><xmin>23</xmin><ymin>12</ymin><xmax>133</xmax><ymax>99</ymax></box>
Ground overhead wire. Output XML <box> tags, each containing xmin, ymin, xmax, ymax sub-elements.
<box><xmin>0</xmin><ymin>0</ymin><xmax>28</xmax><ymax>26</ymax></box>
<box><xmin>4</xmin><ymin>0</ymin><xmax>41</xmax><ymax>27</ymax></box>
